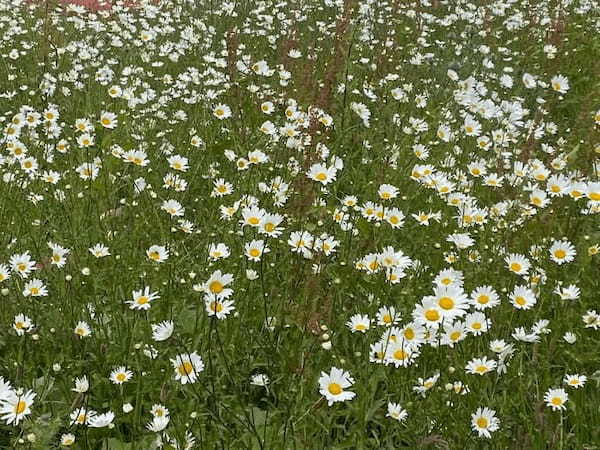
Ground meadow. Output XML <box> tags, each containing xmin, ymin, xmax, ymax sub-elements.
<box><xmin>0</xmin><ymin>0</ymin><xmax>599</xmax><ymax>448</ymax></box>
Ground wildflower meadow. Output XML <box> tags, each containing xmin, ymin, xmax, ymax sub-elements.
<box><xmin>0</xmin><ymin>0</ymin><xmax>599</xmax><ymax>447</ymax></box>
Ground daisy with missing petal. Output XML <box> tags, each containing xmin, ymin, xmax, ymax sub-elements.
<box><xmin>213</xmin><ymin>104</ymin><xmax>232</xmax><ymax>120</ymax></box>
<box><xmin>386</xmin><ymin>402</ymin><xmax>408</xmax><ymax>422</ymax></box>
<box><xmin>161</xmin><ymin>199</ymin><xmax>185</xmax><ymax>217</ymax></box>
<box><xmin>151</xmin><ymin>321</ymin><xmax>174</xmax><ymax>341</ymax></box>
<box><xmin>208</xmin><ymin>243</ymin><xmax>230</xmax><ymax>260</ymax></box>
<box><xmin>318</xmin><ymin>367</ymin><xmax>356</xmax><ymax>406</ymax></box>
<box><xmin>466</xmin><ymin>356</ymin><xmax>497</xmax><ymax>375</ymax></box>
<box><xmin>70</xmin><ymin>407</ymin><xmax>96</xmax><ymax>426</ymax></box>
<box><xmin>471</xmin><ymin>407</ymin><xmax>500</xmax><ymax>438</ymax></box>
<box><xmin>48</xmin><ymin>242</ymin><xmax>70</xmax><ymax>267</ymax></box>
<box><xmin>147</xmin><ymin>245</ymin><xmax>169</xmax><ymax>263</ymax></box>
<box><xmin>307</xmin><ymin>163</ymin><xmax>336</xmax><ymax>185</ymax></box>
<box><xmin>0</xmin><ymin>390</ymin><xmax>36</xmax><ymax>425</ymax></box>
<box><xmin>549</xmin><ymin>240</ymin><xmax>576</xmax><ymax>265</ymax></box>
<box><xmin>544</xmin><ymin>388</ymin><xmax>568</xmax><ymax>411</ymax></box>
<box><xmin>72</xmin><ymin>376</ymin><xmax>89</xmax><ymax>393</ymax></box>
<box><xmin>376</xmin><ymin>306</ymin><xmax>401</xmax><ymax>327</ymax></box>
<box><xmin>110</xmin><ymin>367</ymin><xmax>133</xmax><ymax>385</ymax></box>
<box><xmin>171</xmin><ymin>352</ymin><xmax>204</xmax><ymax>384</ymax></box>
<box><xmin>346</xmin><ymin>314</ymin><xmax>370</xmax><ymax>333</ymax></box>
<box><xmin>126</xmin><ymin>287</ymin><xmax>160</xmax><ymax>311</ymax></box>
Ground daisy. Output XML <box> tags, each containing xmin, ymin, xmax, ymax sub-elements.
<box><xmin>307</xmin><ymin>163</ymin><xmax>336</xmax><ymax>185</ymax></box>
<box><xmin>550</xmin><ymin>74</ymin><xmax>569</xmax><ymax>94</ymax></box>
<box><xmin>22</xmin><ymin>279</ymin><xmax>47</xmax><ymax>297</ymax></box>
<box><xmin>126</xmin><ymin>287</ymin><xmax>160</xmax><ymax>311</ymax></box>
<box><xmin>72</xmin><ymin>376</ymin><xmax>89</xmax><ymax>393</ymax></box>
<box><xmin>430</xmin><ymin>285</ymin><xmax>469</xmax><ymax>320</ymax></box>
<box><xmin>88</xmin><ymin>411</ymin><xmax>115</xmax><ymax>428</ymax></box>
<box><xmin>505</xmin><ymin>253</ymin><xmax>531</xmax><ymax>275</ymax></box>
<box><xmin>466</xmin><ymin>357</ymin><xmax>497</xmax><ymax>375</ymax></box>
<box><xmin>378</xmin><ymin>184</ymin><xmax>399</xmax><ymax>200</ymax></box>
<box><xmin>212</xmin><ymin>178</ymin><xmax>234</xmax><ymax>197</ymax></box>
<box><xmin>60</xmin><ymin>434</ymin><xmax>76</xmax><ymax>446</ymax></box>
<box><xmin>151</xmin><ymin>321</ymin><xmax>174</xmax><ymax>341</ymax></box>
<box><xmin>470</xmin><ymin>286</ymin><xmax>500</xmax><ymax>310</ymax></box>
<box><xmin>100</xmin><ymin>111</ymin><xmax>118</xmax><ymax>129</ymax></box>
<box><xmin>412</xmin><ymin>299</ymin><xmax>443</xmax><ymax>328</ymax></box>
<box><xmin>213</xmin><ymin>104</ymin><xmax>232</xmax><ymax>120</ymax></box>
<box><xmin>244</xmin><ymin>240</ymin><xmax>270</xmax><ymax>262</ymax></box>
<box><xmin>161</xmin><ymin>199</ymin><xmax>185</xmax><ymax>217</ymax></box>
<box><xmin>385</xmin><ymin>342</ymin><xmax>418</xmax><ymax>368</ymax></box>
<box><xmin>48</xmin><ymin>242</ymin><xmax>70</xmax><ymax>267</ymax></box>
<box><xmin>510</xmin><ymin>285</ymin><xmax>537</xmax><ymax>310</ymax></box>
<box><xmin>564</xmin><ymin>374</ymin><xmax>586</xmax><ymax>389</ymax></box>
<box><xmin>70</xmin><ymin>407</ymin><xmax>96</xmax><ymax>426</ymax></box>
<box><xmin>376</xmin><ymin>306</ymin><xmax>401</xmax><ymax>327</ymax></box>
<box><xmin>171</xmin><ymin>352</ymin><xmax>204</xmax><ymax>384</ymax></box>
<box><xmin>9</xmin><ymin>252</ymin><xmax>36</xmax><ymax>278</ymax></box>
<box><xmin>89</xmin><ymin>244</ymin><xmax>111</xmax><ymax>258</ymax></box>
<box><xmin>202</xmin><ymin>271</ymin><xmax>234</xmax><ymax>299</ymax></box>
<box><xmin>151</xmin><ymin>404</ymin><xmax>169</xmax><ymax>418</ymax></box>
<box><xmin>0</xmin><ymin>390</ymin><xmax>36</xmax><ymax>425</ymax></box>
<box><xmin>0</xmin><ymin>264</ymin><xmax>11</xmax><ymax>283</ymax></box>
<box><xmin>146</xmin><ymin>245</ymin><xmax>169</xmax><ymax>263</ymax></box>
<box><xmin>205</xmin><ymin>298</ymin><xmax>235</xmax><ymax>319</ymax></box>
<box><xmin>549</xmin><ymin>240</ymin><xmax>576</xmax><ymax>265</ymax></box>
<box><xmin>167</xmin><ymin>155</ymin><xmax>189</xmax><ymax>172</ymax></box>
<box><xmin>208</xmin><ymin>243</ymin><xmax>231</xmax><ymax>260</ymax></box>
<box><xmin>318</xmin><ymin>367</ymin><xmax>356</xmax><ymax>406</ymax></box>
<box><xmin>346</xmin><ymin>314</ymin><xmax>370</xmax><ymax>333</ymax></box>
<box><xmin>471</xmin><ymin>407</ymin><xmax>500</xmax><ymax>438</ymax></box>
<box><xmin>74</xmin><ymin>321</ymin><xmax>92</xmax><ymax>338</ymax></box>
<box><xmin>544</xmin><ymin>388</ymin><xmax>568</xmax><ymax>411</ymax></box>
<box><xmin>110</xmin><ymin>367</ymin><xmax>133</xmax><ymax>385</ymax></box>
<box><xmin>386</xmin><ymin>402</ymin><xmax>408</xmax><ymax>422</ymax></box>
<box><xmin>13</xmin><ymin>314</ymin><xmax>34</xmax><ymax>336</ymax></box>
<box><xmin>147</xmin><ymin>416</ymin><xmax>170</xmax><ymax>432</ymax></box>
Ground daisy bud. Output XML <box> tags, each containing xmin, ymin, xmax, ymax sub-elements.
<box><xmin>123</xmin><ymin>403</ymin><xmax>134</xmax><ymax>413</ymax></box>
<box><xmin>321</xmin><ymin>341</ymin><xmax>332</xmax><ymax>350</ymax></box>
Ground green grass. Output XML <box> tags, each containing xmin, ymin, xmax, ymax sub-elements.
<box><xmin>0</xmin><ymin>0</ymin><xmax>599</xmax><ymax>448</ymax></box>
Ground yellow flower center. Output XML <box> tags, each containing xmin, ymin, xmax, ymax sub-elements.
<box><xmin>472</xmin><ymin>322</ymin><xmax>482</xmax><ymax>330</ymax></box>
<box><xmin>328</xmin><ymin>383</ymin><xmax>342</xmax><ymax>395</ymax></box>
<box><xmin>554</xmin><ymin>249</ymin><xmax>566</xmax><ymax>259</ymax></box>
<box><xmin>551</xmin><ymin>397</ymin><xmax>562</xmax><ymax>406</ymax></box>
<box><xmin>137</xmin><ymin>296</ymin><xmax>149</xmax><ymax>305</ymax></box>
<box><xmin>476</xmin><ymin>417</ymin><xmax>488</xmax><ymax>428</ymax></box>
<box><xmin>209</xmin><ymin>281</ymin><xmax>224</xmax><ymax>294</ymax></box>
<box><xmin>178</xmin><ymin>362</ymin><xmax>194</xmax><ymax>376</ymax></box>
<box><xmin>404</xmin><ymin>328</ymin><xmax>415</xmax><ymax>340</ymax></box>
<box><xmin>425</xmin><ymin>309</ymin><xmax>440</xmax><ymax>321</ymax></box>
<box><xmin>393</xmin><ymin>349</ymin><xmax>407</xmax><ymax>360</ymax></box>
<box><xmin>316</xmin><ymin>172</ymin><xmax>327</xmax><ymax>181</ymax></box>
<box><xmin>248</xmin><ymin>217</ymin><xmax>260</xmax><ymax>226</ymax></box>
<box><xmin>450</xmin><ymin>331</ymin><xmax>461</xmax><ymax>341</ymax></box>
<box><xmin>382</xmin><ymin>314</ymin><xmax>392</xmax><ymax>324</ymax></box>
<box><xmin>439</xmin><ymin>297</ymin><xmax>454</xmax><ymax>310</ymax></box>
<box><xmin>210</xmin><ymin>301</ymin><xmax>224</xmax><ymax>313</ymax></box>
<box><xmin>355</xmin><ymin>324</ymin><xmax>366</xmax><ymax>331</ymax></box>
<box><xmin>477</xmin><ymin>295</ymin><xmax>489</xmax><ymax>304</ymax></box>
<box><xmin>249</xmin><ymin>248</ymin><xmax>261</xmax><ymax>258</ymax></box>
<box><xmin>14</xmin><ymin>401</ymin><xmax>26</xmax><ymax>415</ymax></box>
<box><xmin>515</xmin><ymin>296</ymin><xmax>526</xmax><ymax>306</ymax></box>
<box><xmin>116</xmin><ymin>373</ymin><xmax>126</xmax><ymax>382</ymax></box>
<box><xmin>510</xmin><ymin>262</ymin><xmax>522</xmax><ymax>272</ymax></box>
